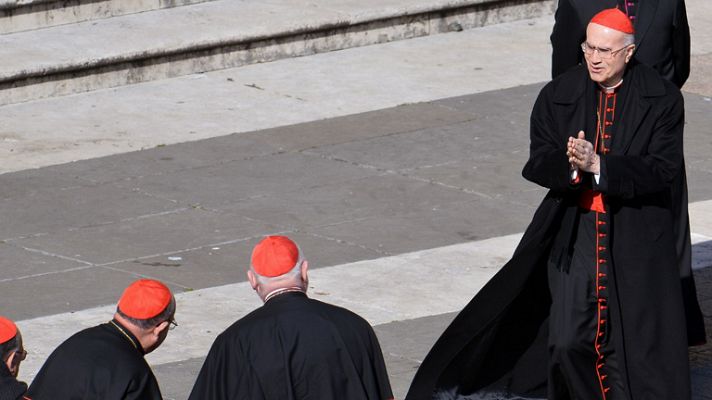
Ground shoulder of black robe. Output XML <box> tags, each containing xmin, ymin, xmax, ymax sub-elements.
<box><xmin>187</xmin><ymin>322</ymin><xmax>262</xmax><ymax>400</ymax></box>
<box><xmin>632</xmin><ymin>0</ymin><xmax>690</xmax><ymax>88</ymax></box>
<box><xmin>189</xmin><ymin>292</ymin><xmax>393</xmax><ymax>400</ymax></box>
<box><xmin>0</xmin><ymin>361</ymin><xmax>28</xmax><ymax>400</ymax></box>
<box><xmin>524</xmin><ymin>65</ymin><xmax>590</xmax><ymax>193</ymax></box>
<box><xmin>28</xmin><ymin>321</ymin><xmax>162</xmax><ymax>400</ymax></box>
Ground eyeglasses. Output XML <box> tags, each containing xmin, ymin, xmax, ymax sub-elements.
<box><xmin>168</xmin><ymin>318</ymin><xmax>178</xmax><ymax>331</ymax></box>
<box><xmin>581</xmin><ymin>42</ymin><xmax>631</xmax><ymax>60</ymax></box>
<box><xmin>15</xmin><ymin>349</ymin><xmax>27</xmax><ymax>361</ymax></box>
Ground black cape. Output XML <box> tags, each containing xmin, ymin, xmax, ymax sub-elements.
<box><xmin>188</xmin><ymin>291</ymin><xmax>393</xmax><ymax>400</ymax></box>
<box><xmin>28</xmin><ymin>320</ymin><xmax>162</xmax><ymax>400</ymax></box>
<box><xmin>0</xmin><ymin>362</ymin><xmax>28</xmax><ymax>400</ymax></box>
<box><xmin>406</xmin><ymin>63</ymin><xmax>699</xmax><ymax>400</ymax></box>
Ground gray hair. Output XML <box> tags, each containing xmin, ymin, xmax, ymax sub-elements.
<box><xmin>116</xmin><ymin>296</ymin><xmax>176</xmax><ymax>330</ymax></box>
<box><xmin>622</xmin><ymin>33</ymin><xmax>635</xmax><ymax>46</ymax></box>
<box><xmin>250</xmin><ymin>242</ymin><xmax>305</xmax><ymax>286</ymax></box>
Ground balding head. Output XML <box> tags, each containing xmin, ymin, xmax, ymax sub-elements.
<box><xmin>248</xmin><ymin>236</ymin><xmax>308</xmax><ymax>302</ymax></box>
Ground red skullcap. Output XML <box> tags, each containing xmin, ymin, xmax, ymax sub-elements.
<box><xmin>251</xmin><ymin>236</ymin><xmax>300</xmax><ymax>277</ymax></box>
<box><xmin>118</xmin><ymin>279</ymin><xmax>172</xmax><ymax>319</ymax></box>
<box><xmin>0</xmin><ymin>316</ymin><xmax>18</xmax><ymax>344</ymax></box>
<box><xmin>590</xmin><ymin>8</ymin><xmax>635</xmax><ymax>34</ymax></box>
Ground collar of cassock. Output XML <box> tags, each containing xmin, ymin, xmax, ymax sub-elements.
<box><xmin>598</xmin><ymin>78</ymin><xmax>623</xmax><ymax>94</ymax></box>
<box><xmin>264</xmin><ymin>289</ymin><xmax>307</xmax><ymax>303</ymax></box>
<box><xmin>109</xmin><ymin>319</ymin><xmax>145</xmax><ymax>355</ymax></box>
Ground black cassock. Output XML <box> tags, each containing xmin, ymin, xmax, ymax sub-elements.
<box><xmin>405</xmin><ymin>62</ymin><xmax>700</xmax><ymax>400</ymax></box>
<box><xmin>28</xmin><ymin>320</ymin><xmax>162</xmax><ymax>400</ymax></box>
<box><xmin>0</xmin><ymin>362</ymin><xmax>28</xmax><ymax>400</ymax></box>
<box><xmin>188</xmin><ymin>291</ymin><xmax>393</xmax><ymax>400</ymax></box>
<box><xmin>551</xmin><ymin>2</ymin><xmax>705</xmax><ymax>346</ymax></box>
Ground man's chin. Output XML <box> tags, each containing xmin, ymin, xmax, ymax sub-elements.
<box><xmin>588</xmin><ymin>70</ymin><xmax>605</xmax><ymax>83</ymax></box>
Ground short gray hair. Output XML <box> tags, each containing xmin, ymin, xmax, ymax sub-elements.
<box><xmin>250</xmin><ymin>238</ymin><xmax>305</xmax><ymax>283</ymax></box>
<box><xmin>622</xmin><ymin>33</ymin><xmax>635</xmax><ymax>46</ymax></box>
<box><xmin>116</xmin><ymin>297</ymin><xmax>176</xmax><ymax>330</ymax></box>
<box><xmin>251</xmin><ymin>254</ymin><xmax>305</xmax><ymax>286</ymax></box>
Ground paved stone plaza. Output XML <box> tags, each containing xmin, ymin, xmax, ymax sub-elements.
<box><xmin>1</xmin><ymin>1</ymin><xmax>712</xmax><ymax>399</ymax></box>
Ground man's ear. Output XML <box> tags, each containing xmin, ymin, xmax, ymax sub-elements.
<box><xmin>625</xmin><ymin>44</ymin><xmax>635</xmax><ymax>63</ymax></box>
<box><xmin>153</xmin><ymin>320</ymin><xmax>170</xmax><ymax>337</ymax></box>
<box><xmin>6</xmin><ymin>351</ymin><xmax>16</xmax><ymax>370</ymax></box>
<box><xmin>247</xmin><ymin>269</ymin><xmax>258</xmax><ymax>290</ymax></box>
<box><xmin>300</xmin><ymin>260</ymin><xmax>309</xmax><ymax>284</ymax></box>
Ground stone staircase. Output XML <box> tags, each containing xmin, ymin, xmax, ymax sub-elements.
<box><xmin>0</xmin><ymin>0</ymin><xmax>555</xmax><ymax>106</ymax></box>
<box><xmin>0</xmin><ymin>0</ymin><xmax>212</xmax><ymax>34</ymax></box>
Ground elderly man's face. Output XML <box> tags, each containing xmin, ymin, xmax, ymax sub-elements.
<box><xmin>584</xmin><ymin>23</ymin><xmax>635</xmax><ymax>87</ymax></box>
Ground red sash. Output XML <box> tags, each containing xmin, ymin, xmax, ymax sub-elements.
<box><xmin>579</xmin><ymin>189</ymin><xmax>606</xmax><ymax>213</ymax></box>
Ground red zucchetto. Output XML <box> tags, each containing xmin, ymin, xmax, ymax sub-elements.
<box><xmin>0</xmin><ymin>316</ymin><xmax>18</xmax><ymax>344</ymax></box>
<box><xmin>118</xmin><ymin>279</ymin><xmax>172</xmax><ymax>319</ymax></box>
<box><xmin>251</xmin><ymin>236</ymin><xmax>300</xmax><ymax>277</ymax></box>
<box><xmin>590</xmin><ymin>8</ymin><xmax>635</xmax><ymax>34</ymax></box>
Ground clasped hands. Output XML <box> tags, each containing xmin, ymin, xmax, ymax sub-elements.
<box><xmin>567</xmin><ymin>131</ymin><xmax>600</xmax><ymax>175</ymax></box>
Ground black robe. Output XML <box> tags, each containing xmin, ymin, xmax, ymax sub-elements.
<box><xmin>551</xmin><ymin>0</ymin><xmax>706</xmax><ymax>345</ymax></box>
<box><xmin>549</xmin><ymin>0</ymin><xmax>705</xmax><ymax>348</ymax></box>
<box><xmin>188</xmin><ymin>291</ymin><xmax>393</xmax><ymax>400</ymax></box>
<box><xmin>0</xmin><ymin>362</ymin><xmax>28</xmax><ymax>400</ymax></box>
<box><xmin>28</xmin><ymin>320</ymin><xmax>162</xmax><ymax>400</ymax></box>
<box><xmin>405</xmin><ymin>63</ymin><xmax>696</xmax><ymax>400</ymax></box>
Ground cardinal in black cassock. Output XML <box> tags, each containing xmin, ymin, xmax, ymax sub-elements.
<box><xmin>0</xmin><ymin>316</ymin><xmax>29</xmax><ymax>400</ymax></box>
<box><xmin>550</xmin><ymin>0</ymin><xmax>705</xmax><ymax>348</ymax></box>
<box><xmin>28</xmin><ymin>279</ymin><xmax>175</xmax><ymax>400</ymax></box>
<box><xmin>406</xmin><ymin>9</ymin><xmax>703</xmax><ymax>400</ymax></box>
<box><xmin>188</xmin><ymin>235</ymin><xmax>394</xmax><ymax>400</ymax></box>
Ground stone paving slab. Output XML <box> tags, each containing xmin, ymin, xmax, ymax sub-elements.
<box><xmin>1</xmin><ymin>84</ymin><xmax>553</xmax><ymax>319</ymax></box>
<box><xmin>222</xmin><ymin>173</ymin><xmax>483</xmax><ymax>231</ymax></box>
<box><xmin>0</xmin><ymin>183</ymin><xmax>180</xmax><ymax>240</ymax></box>
<box><xmin>2</xmin><ymin>266</ymin><xmax>142</xmax><ymax>320</ymax></box>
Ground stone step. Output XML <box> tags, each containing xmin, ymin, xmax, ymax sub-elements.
<box><xmin>0</xmin><ymin>0</ymin><xmax>555</xmax><ymax>106</ymax></box>
<box><xmin>0</xmin><ymin>0</ymin><xmax>214</xmax><ymax>34</ymax></box>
